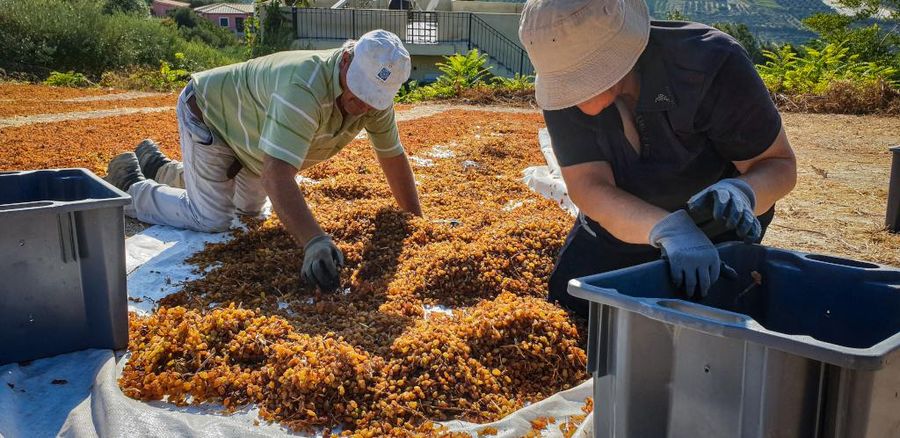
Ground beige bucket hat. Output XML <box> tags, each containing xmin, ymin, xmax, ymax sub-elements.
<box><xmin>519</xmin><ymin>0</ymin><xmax>651</xmax><ymax>110</ymax></box>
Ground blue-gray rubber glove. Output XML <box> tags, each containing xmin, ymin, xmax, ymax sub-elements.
<box><xmin>687</xmin><ymin>178</ymin><xmax>761</xmax><ymax>242</ymax></box>
<box><xmin>650</xmin><ymin>210</ymin><xmax>736</xmax><ymax>298</ymax></box>
<box><xmin>301</xmin><ymin>234</ymin><xmax>344</xmax><ymax>293</ymax></box>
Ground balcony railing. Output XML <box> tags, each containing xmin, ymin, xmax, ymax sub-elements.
<box><xmin>291</xmin><ymin>8</ymin><xmax>534</xmax><ymax>76</ymax></box>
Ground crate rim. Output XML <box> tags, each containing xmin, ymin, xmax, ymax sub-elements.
<box><xmin>0</xmin><ymin>168</ymin><xmax>131</xmax><ymax>217</ymax></box>
<box><xmin>568</xmin><ymin>242</ymin><xmax>900</xmax><ymax>371</ymax></box>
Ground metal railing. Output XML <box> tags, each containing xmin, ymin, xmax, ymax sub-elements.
<box><xmin>291</xmin><ymin>8</ymin><xmax>534</xmax><ymax>76</ymax></box>
<box><xmin>468</xmin><ymin>14</ymin><xmax>533</xmax><ymax>76</ymax></box>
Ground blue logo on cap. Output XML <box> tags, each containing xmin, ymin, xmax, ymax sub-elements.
<box><xmin>377</xmin><ymin>67</ymin><xmax>392</xmax><ymax>82</ymax></box>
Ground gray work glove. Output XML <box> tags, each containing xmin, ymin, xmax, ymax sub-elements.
<box><xmin>687</xmin><ymin>178</ymin><xmax>761</xmax><ymax>242</ymax></box>
<box><xmin>650</xmin><ymin>210</ymin><xmax>736</xmax><ymax>298</ymax></box>
<box><xmin>300</xmin><ymin>234</ymin><xmax>344</xmax><ymax>293</ymax></box>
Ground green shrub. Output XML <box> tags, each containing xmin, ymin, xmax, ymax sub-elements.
<box><xmin>803</xmin><ymin>13</ymin><xmax>898</xmax><ymax>68</ymax></box>
<box><xmin>175</xmin><ymin>40</ymin><xmax>244</xmax><ymax>71</ymax></box>
<box><xmin>98</xmin><ymin>68</ymin><xmax>160</xmax><ymax>91</ymax></box>
<box><xmin>166</xmin><ymin>7</ymin><xmax>240</xmax><ymax>49</ymax></box>
<box><xmin>102</xmin><ymin>0</ymin><xmax>149</xmax><ymax>15</ymax></box>
<box><xmin>758</xmin><ymin>39</ymin><xmax>900</xmax><ymax>114</ymax></box>
<box><xmin>247</xmin><ymin>0</ymin><xmax>298</xmax><ymax>57</ymax></box>
<box><xmin>435</xmin><ymin>49</ymin><xmax>492</xmax><ymax>93</ymax></box>
<box><xmin>492</xmin><ymin>73</ymin><xmax>534</xmax><ymax>92</ymax></box>
<box><xmin>395</xmin><ymin>51</ymin><xmax>535</xmax><ymax>104</ymax></box>
<box><xmin>395</xmin><ymin>80</ymin><xmax>455</xmax><ymax>103</ymax></box>
<box><xmin>0</xmin><ymin>0</ymin><xmax>243</xmax><ymax>79</ymax></box>
<box><xmin>758</xmin><ymin>41</ymin><xmax>897</xmax><ymax>95</ymax></box>
<box><xmin>395</xmin><ymin>50</ymin><xmax>493</xmax><ymax>103</ymax></box>
<box><xmin>0</xmin><ymin>0</ymin><xmax>102</xmax><ymax>75</ymax></box>
<box><xmin>100</xmin><ymin>62</ymin><xmax>188</xmax><ymax>92</ymax></box>
<box><xmin>101</xmin><ymin>12</ymin><xmax>181</xmax><ymax>70</ymax></box>
<box><xmin>44</xmin><ymin>71</ymin><xmax>93</xmax><ymax>87</ymax></box>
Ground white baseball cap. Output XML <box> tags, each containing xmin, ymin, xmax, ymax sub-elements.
<box><xmin>346</xmin><ymin>29</ymin><xmax>411</xmax><ymax>111</ymax></box>
<box><xmin>518</xmin><ymin>0</ymin><xmax>650</xmax><ymax>110</ymax></box>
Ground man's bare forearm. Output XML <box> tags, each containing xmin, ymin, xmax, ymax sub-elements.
<box><xmin>563</xmin><ymin>161</ymin><xmax>668</xmax><ymax>245</ymax></box>
<box><xmin>262</xmin><ymin>156</ymin><xmax>324</xmax><ymax>246</ymax></box>
<box><xmin>738</xmin><ymin>158</ymin><xmax>796</xmax><ymax>215</ymax></box>
<box><xmin>734</xmin><ymin>126</ymin><xmax>797</xmax><ymax>215</ymax></box>
<box><xmin>574</xmin><ymin>183</ymin><xmax>669</xmax><ymax>244</ymax></box>
<box><xmin>377</xmin><ymin>152</ymin><xmax>422</xmax><ymax>216</ymax></box>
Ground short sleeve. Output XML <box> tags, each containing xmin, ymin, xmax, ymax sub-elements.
<box><xmin>543</xmin><ymin>107</ymin><xmax>609</xmax><ymax>167</ymax></box>
<box><xmin>701</xmin><ymin>50</ymin><xmax>782</xmax><ymax>162</ymax></box>
<box><xmin>365</xmin><ymin>108</ymin><xmax>404</xmax><ymax>158</ymax></box>
<box><xmin>258</xmin><ymin>85</ymin><xmax>321</xmax><ymax>169</ymax></box>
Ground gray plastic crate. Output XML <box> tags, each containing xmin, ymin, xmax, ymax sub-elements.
<box><xmin>0</xmin><ymin>169</ymin><xmax>131</xmax><ymax>365</ymax></box>
<box><xmin>569</xmin><ymin>243</ymin><xmax>900</xmax><ymax>438</ymax></box>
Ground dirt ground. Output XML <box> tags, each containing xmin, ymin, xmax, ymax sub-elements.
<box><xmin>2</xmin><ymin>83</ymin><xmax>898</xmax><ymax>266</ymax></box>
<box><xmin>770</xmin><ymin>113</ymin><xmax>900</xmax><ymax>266</ymax></box>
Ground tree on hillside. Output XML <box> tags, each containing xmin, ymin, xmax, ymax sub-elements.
<box><xmin>831</xmin><ymin>0</ymin><xmax>899</xmax><ymax>21</ymax></box>
<box><xmin>102</xmin><ymin>0</ymin><xmax>149</xmax><ymax>15</ymax></box>
<box><xmin>665</xmin><ymin>10</ymin><xmax>689</xmax><ymax>21</ymax></box>
<box><xmin>247</xmin><ymin>0</ymin><xmax>296</xmax><ymax>56</ymax></box>
<box><xmin>166</xmin><ymin>7</ymin><xmax>239</xmax><ymax>48</ymax></box>
<box><xmin>803</xmin><ymin>12</ymin><xmax>898</xmax><ymax>66</ymax></box>
<box><xmin>168</xmin><ymin>7</ymin><xmax>200</xmax><ymax>28</ymax></box>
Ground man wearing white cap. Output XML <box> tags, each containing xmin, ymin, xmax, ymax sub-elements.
<box><xmin>105</xmin><ymin>29</ymin><xmax>420</xmax><ymax>292</ymax></box>
<box><xmin>519</xmin><ymin>0</ymin><xmax>797</xmax><ymax>315</ymax></box>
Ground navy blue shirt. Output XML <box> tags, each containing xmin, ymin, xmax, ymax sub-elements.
<box><xmin>544</xmin><ymin>21</ymin><xmax>782</xmax><ymax>214</ymax></box>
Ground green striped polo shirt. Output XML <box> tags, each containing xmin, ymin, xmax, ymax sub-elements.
<box><xmin>191</xmin><ymin>48</ymin><xmax>403</xmax><ymax>176</ymax></box>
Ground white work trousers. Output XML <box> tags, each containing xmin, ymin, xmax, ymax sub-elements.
<box><xmin>126</xmin><ymin>82</ymin><xmax>267</xmax><ymax>232</ymax></box>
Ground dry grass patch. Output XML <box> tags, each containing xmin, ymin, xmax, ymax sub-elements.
<box><xmin>767</xmin><ymin>113</ymin><xmax>900</xmax><ymax>266</ymax></box>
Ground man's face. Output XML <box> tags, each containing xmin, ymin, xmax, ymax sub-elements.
<box><xmin>338</xmin><ymin>52</ymin><xmax>374</xmax><ymax>117</ymax></box>
<box><xmin>576</xmin><ymin>81</ymin><xmax>624</xmax><ymax>116</ymax></box>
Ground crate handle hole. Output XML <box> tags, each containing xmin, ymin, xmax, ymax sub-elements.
<box><xmin>657</xmin><ymin>300</ymin><xmax>747</xmax><ymax>324</ymax></box>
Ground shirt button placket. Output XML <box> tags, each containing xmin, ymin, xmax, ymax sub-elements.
<box><xmin>635</xmin><ymin>113</ymin><xmax>651</xmax><ymax>160</ymax></box>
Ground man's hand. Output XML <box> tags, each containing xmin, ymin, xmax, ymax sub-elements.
<box><xmin>687</xmin><ymin>178</ymin><xmax>760</xmax><ymax>242</ymax></box>
<box><xmin>301</xmin><ymin>234</ymin><xmax>344</xmax><ymax>292</ymax></box>
<box><xmin>650</xmin><ymin>210</ymin><xmax>735</xmax><ymax>298</ymax></box>
<box><xmin>262</xmin><ymin>155</ymin><xmax>340</xmax><ymax>292</ymax></box>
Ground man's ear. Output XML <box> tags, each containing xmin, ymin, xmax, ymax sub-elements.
<box><xmin>340</xmin><ymin>51</ymin><xmax>351</xmax><ymax>68</ymax></box>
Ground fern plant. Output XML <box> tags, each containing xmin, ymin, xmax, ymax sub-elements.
<box><xmin>758</xmin><ymin>41</ymin><xmax>897</xmax><ymax>95</ymax></box>
<box><xmin>492</xmin><ymin>73</ymin><xmax>534</xmax><ymax>92</ymax></box>
<box><xmin>435</xmin><ymin>49</ymin><xmax>492</xmax><ymax>93</ymax></box>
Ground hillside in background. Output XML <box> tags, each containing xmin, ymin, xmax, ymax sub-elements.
<box><xmin>649</xmin><ymin>0</ymin><xmax>836</xmax><ymax>43</ymax></box>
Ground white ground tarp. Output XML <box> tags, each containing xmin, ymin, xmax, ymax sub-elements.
<box><xmin>523</xmin><ymin>129</ymin><xmax>577</xmax><ymax>217</ymax></box>
<box><xmin>1</xmin><ymin>152</ymin><xmax>593</xmax><ymax>437</ymax></box>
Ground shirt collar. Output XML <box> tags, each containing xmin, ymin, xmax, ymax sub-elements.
<box><xmin>329</xmin><ymin>49</ymin><xmax>344</xmax><ymax>102</ymax></box>
<box><xmin>635</xmin><ymin>41</ymin><xmax>677</xmax><ymax>112</ymax></box>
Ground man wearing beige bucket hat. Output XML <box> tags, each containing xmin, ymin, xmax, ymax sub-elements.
<box><xmin>519</xmin><ymin>0</ymin><xmax>797</xmax><ymax>315</ymax></box>
<box><xmin>105</xmin><ymin>29</ymin><xmax>420</xmax><ymax>293</ymax></box>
